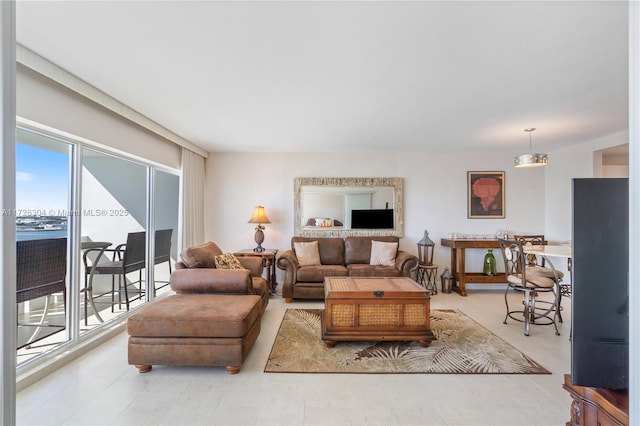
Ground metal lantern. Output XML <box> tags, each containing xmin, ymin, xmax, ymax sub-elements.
<box><xmin>417</xmin><ymin>230</ymin><xmax>435</xmax><ymax>266</ymax></box>
<box><xmin>440</xmin><ymin>267</ymin><xmax>453</xmax><ymax>294</ymax></box>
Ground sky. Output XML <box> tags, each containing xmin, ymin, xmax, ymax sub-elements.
<box><xmin>15</xmin><ymin>143</ymin><xmax>69</xmax><ymax>214</ymax></box>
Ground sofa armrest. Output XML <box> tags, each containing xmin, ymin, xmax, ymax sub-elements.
<box><xmin>169</xmin><ymin>268</ymin><xmax>254</xmax><ymax>294</ymax></box>
<box><xmin>276</xmin><ymin>250</ymin><xmax>299</xmax><ymax>299</ymax></box>
<box><xmin>395</xmin><ymin>250</ymin><xmax>419</xmax><ymax>277</ymax></box>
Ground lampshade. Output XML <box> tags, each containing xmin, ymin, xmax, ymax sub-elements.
<box><xmin>514</xmin><ymin>128</ymin><xmax>548</xmax><ymax>168</ymax></box>
<box><xmin>248</xmin><ymin>206</ymin><xmax>271</xmax><ymax>224</ymax></box>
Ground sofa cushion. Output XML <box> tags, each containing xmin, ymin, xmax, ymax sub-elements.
<box><xmin>180</xmin><ymin>242</ymin><xmax>223</xmax><ymax>268</ymax></box>
<box><xmin>507</xmin><ymin>273</ymin><xmax>555</xmax><ymax>288</ymax></box>
<box><xmin>369</xmin><ymin>241</ymin><xmax>398</xmax><ymax>266</ymax></box>
<box><xmin>347</xmin><ymin>264</ymin><xmax>403</xmax><ymax>277</ymax></box>
<box><xmin>292</xmin><ymin>237</ymin><xmax>345</xmax><ymax>265</ymax></box>
<box><xmin>526</xmin><ymin>265</ymin><xmax>565</xmax><ymax>279</ymax></box>
<box><xmin>214</xmin><ymin>252</ymin><xmax>246</xmax><ymax>269</ymax></box>
<box><xmin>344</xmin><ymin>236</ymin><xmax>400</xmax><ymax>265</ymax></box>
<box><xmin>294</xmin><ymin>241</ymin><xmax>321</xmax><ymax>266</ymax></box>
<box><xmin>297</xmin><ymin>265</ymin><xmax>349</xmax><ymax>282</ymax></box>
<box><xmin>127</xmin><ymin>294</ymin><xmax>262</xmax><ymax>338</ymax></box>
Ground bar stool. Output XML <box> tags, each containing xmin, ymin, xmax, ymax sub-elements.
<box><xmin>416</xmin><ymin>230</ymin><xmax>438</xmax><ymax>295</ymax></box>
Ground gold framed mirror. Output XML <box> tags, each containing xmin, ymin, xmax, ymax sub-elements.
<box><xmin>294</xmin><ymin>177</ymin><xmax>403</xmax><ymax>237</ymax></box>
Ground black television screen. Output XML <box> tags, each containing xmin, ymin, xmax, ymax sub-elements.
<box><xmin>351</xmin><ymin>209</ymin><xmax>394</xmax><ymax>229</ymax></box>
<box><xmin>571</xmin><ymin>178</ymin><xmax>629</xmax><ymax>390</ymax></box>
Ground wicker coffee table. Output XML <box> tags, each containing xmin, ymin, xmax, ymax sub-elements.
<box><xmin>321</xmin><ymin>276</ymin><xmax>436</xmax><ymax>348</ymax></box>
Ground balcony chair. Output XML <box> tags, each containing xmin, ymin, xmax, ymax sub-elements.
<box><xmin>16</xmin><ymin>238</ymin><xmax>67</xmax><ymax>348</ymax></box>
<box><xmin>498</xmin><ymin>238</ymin><xmax>562</xmax><ymax>336</ymax></box>
<box><xmin>84</xmin><ymin>231</ymin><xmax>146</xmax><ymax>315</ymax></box>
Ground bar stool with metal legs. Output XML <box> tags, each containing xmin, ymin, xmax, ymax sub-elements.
<box><xmin>416</xmin><ymin>230</ymin><xmax>438</xmax><ymax>295</ymax></box>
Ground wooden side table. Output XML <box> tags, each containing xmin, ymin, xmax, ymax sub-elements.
<box><xmin>233</xmin><ymin>249</ymin><xmax>278</xmax><ymax>294</ymax></box>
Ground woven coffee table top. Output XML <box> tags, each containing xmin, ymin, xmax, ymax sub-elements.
<box><xmin>324</xmin><ymin>276</ymin><xmax>427</xmax><ymax>298</ymax></box>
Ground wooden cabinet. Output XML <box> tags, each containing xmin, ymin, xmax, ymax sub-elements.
<box><xmin>563</xmin><ymin>374</ymin><xmax>628</xmax><ymax>426</ymax></box>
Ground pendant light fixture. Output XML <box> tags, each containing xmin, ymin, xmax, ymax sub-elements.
<box><xmin>514</xmin><ymin>128</ymin><xmax>548</xmax><ymax>168</ymax></box>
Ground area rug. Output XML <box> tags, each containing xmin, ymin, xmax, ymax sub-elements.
<box><xmin>265</xmin><ymin>309</ymin><xmax>550</xmax><ymax>374</ymax></box>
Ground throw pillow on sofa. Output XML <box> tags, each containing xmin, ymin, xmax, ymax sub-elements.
<box><xmin>214</xmin><ymin>252</ymin><xmax>246</xmax><ymax>269</ymax></box>
<box><xmin>294</xmin><ymin>241</ymin><xmax>321</xmax><ymax>266</ymax></box>
<box><xmin>369</xmin><ymin>240</ymin><xmax>398</xmax><ymax>266</ymax></box>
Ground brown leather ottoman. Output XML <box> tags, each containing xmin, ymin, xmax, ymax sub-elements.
<box><xmin>127</xmin><ymin>294</ymin><xmax>262</xmax><ymax>374</ymax></box>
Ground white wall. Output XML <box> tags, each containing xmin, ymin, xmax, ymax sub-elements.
<box><xmin>206</xmin><ymin>133</ymin><xmax>628</xmax><ymax>283</ymax></box>
<box><xmin>603</xmin><ymin>164</ymin><xmax>630</xmax><ymax>177</ymax></box>
<box><xmin>302</xmin><ymin>193</ymin><xmax>344</xmax><ymax>223</ymax></box>
<box><xmin>17</xmin><ymin>65</ymin><xmax>181</xmax><ymax>169</ymax></box>
<box><xmin>545</xmin><ymin>130</ymin><xmax>629</xmax><ymax>244</ymax></box>
<box><xmin>205</xmin><ymin>150</ymin><xmax>546</xmax><ymax>276</ymax></box>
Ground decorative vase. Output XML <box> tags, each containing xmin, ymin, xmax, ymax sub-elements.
<box><xmin>483</xmin><ymin>249</ymin><xmax>497</xmax><ymax>276</ymax></box>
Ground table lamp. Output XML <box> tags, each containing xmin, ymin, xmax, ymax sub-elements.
<box><xmin>248</xmin><ymin>205</ymin><xmax>271</xmax><ymax>252</ymax></box>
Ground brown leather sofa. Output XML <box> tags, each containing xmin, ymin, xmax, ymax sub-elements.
<box><xmin>127</xmin><ymin>242</ymin><xmax>269</xmax><ymax>374</ymax></box>
<box><xmin>276</xmin><ymin>236</ymin><xmax>419</xmax><ymax>302</ymax></box>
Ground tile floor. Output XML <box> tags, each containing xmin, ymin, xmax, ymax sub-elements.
<box><xmin>17</xmin><ymin>288</ymin><xmax>573</xmax><ymax>425</ymax></box>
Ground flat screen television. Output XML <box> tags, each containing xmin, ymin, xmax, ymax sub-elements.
<box><xmin>571</xmin><ymin>178</ymin><xmax>628</xmax><ymax>390</ymax></box>
<box><xmin>351</xmin><ymin>209</ymin><xmax>394</xmax><ymax>229</ymax></box>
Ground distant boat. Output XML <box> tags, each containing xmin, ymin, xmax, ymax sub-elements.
<box><xmin>17</xmin><ymin>224</ymin><xmax>65</xmax><ymax>232</ymax></box>
<box><xmin>39</xmin><ymin>224</ymin><xmax>63</xmax><ymax>230</ymax></box>
<box><xmin>15</xmin><ymin>216</ymin><xmax>66</xmax><ymax>232</ymax></box>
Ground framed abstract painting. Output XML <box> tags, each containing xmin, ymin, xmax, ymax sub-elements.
<box><xmin>467</xmin><ymin>171</ymin><xmax>505</xmax><ymax>219</ymax></box>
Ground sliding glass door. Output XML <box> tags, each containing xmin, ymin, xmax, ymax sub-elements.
<box><xmin>80</xmin><ymin>148</ymin><xmax>148</xmax><ymax>331</ymax></box>
<box><xmin>15</xmin><ymin>126</ymin><xmax>181</xmax><ymax>365</ymax></box>
<box><xmin>152</xmin><ymin>169</ymin><xmax>179</xmax><ymax>297</ymax></box>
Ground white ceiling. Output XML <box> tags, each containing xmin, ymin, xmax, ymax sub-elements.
<box><xmin>15</xmin><ymin>1</ymin><xmax>629</xmax><ymax>154</ymax></box>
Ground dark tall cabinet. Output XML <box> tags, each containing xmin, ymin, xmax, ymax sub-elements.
<box><xmin>571</xmin><ymin>178</ymin><xmax>629</xmax><ymax>390</ymax></box>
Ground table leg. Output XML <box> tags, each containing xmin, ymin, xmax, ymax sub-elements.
<box><xmin>270</xmin><ymin>257</ymin><xmax>277</xmax><ymax>293</ymax></box>
<box><xmin>86</xmin><ymin>268</ymin><xmax>105</xmax><ymax>323</ymax></box>
<box><xmin>449</xmin><ymin>247</ymin><xmax>467</xmax><ymax>297</ymax></box>
<box><xmin>264</xmin><ymin>256</ymin><xmax>275</xmax><ymax>294</ymax></box>
<box><xmin>450</xmin><ymin>247</ymin><xmax>457</xmax><ymax>278</ymax></box>
<box><xmin>458</xmin><ymin>248</ymin><xmax>467</xmax><ymax>296</ymax></box>
<box><xmin>449</xmin><ymin>247</ymin><xmax>458</xmax><ymax>294</ymax></box>
<box><xmin>424</xmin><ymin>267</ymin><xmax>438</xmax><ymax>295</ymax></box>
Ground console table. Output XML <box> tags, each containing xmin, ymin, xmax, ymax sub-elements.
<box><xmin>563</xmin><ymin>374</ymin><xmax>628</xmax><ymax>426</ymax></box>
<box><xmin>440</xmin><ymin>238</ymin><xmax>506</xmax><ymax>296</ymax></box>
<box><xmin>233</xmin><ymin>249</ymin><xmax>278</xmax><ymax>294</ymax></box>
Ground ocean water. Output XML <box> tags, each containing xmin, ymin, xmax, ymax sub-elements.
<box><xmin>16</xmin><ymin>229</ymin><xmax>68</xmax><ymax>241</ymax></box>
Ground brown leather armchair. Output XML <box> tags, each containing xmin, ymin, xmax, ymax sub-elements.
<box><xmin>127</xmin><ymin>242</ymin><xmax>270</xmax><ymax>374</ymax></box>
<box><xmin>174</xmin><ymin>242</ymin><xmax>269</xmax><ymax>310</ymax></box>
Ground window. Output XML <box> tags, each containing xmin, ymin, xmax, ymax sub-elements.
<box><xmin>15</xmin><ymin>126</ymin><xmax>180</xmax><ymax>366</ymax></box>
<box><xmin>16</xmin><ymin>129</ymin><xmax>71</xmax><ymax>362</ymax></box>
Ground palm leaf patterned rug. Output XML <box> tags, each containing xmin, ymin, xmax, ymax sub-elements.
<box><xmin>265</xmin><ymin>309</ymin><xmax>550</xmax><ymax>374</ymax></box>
